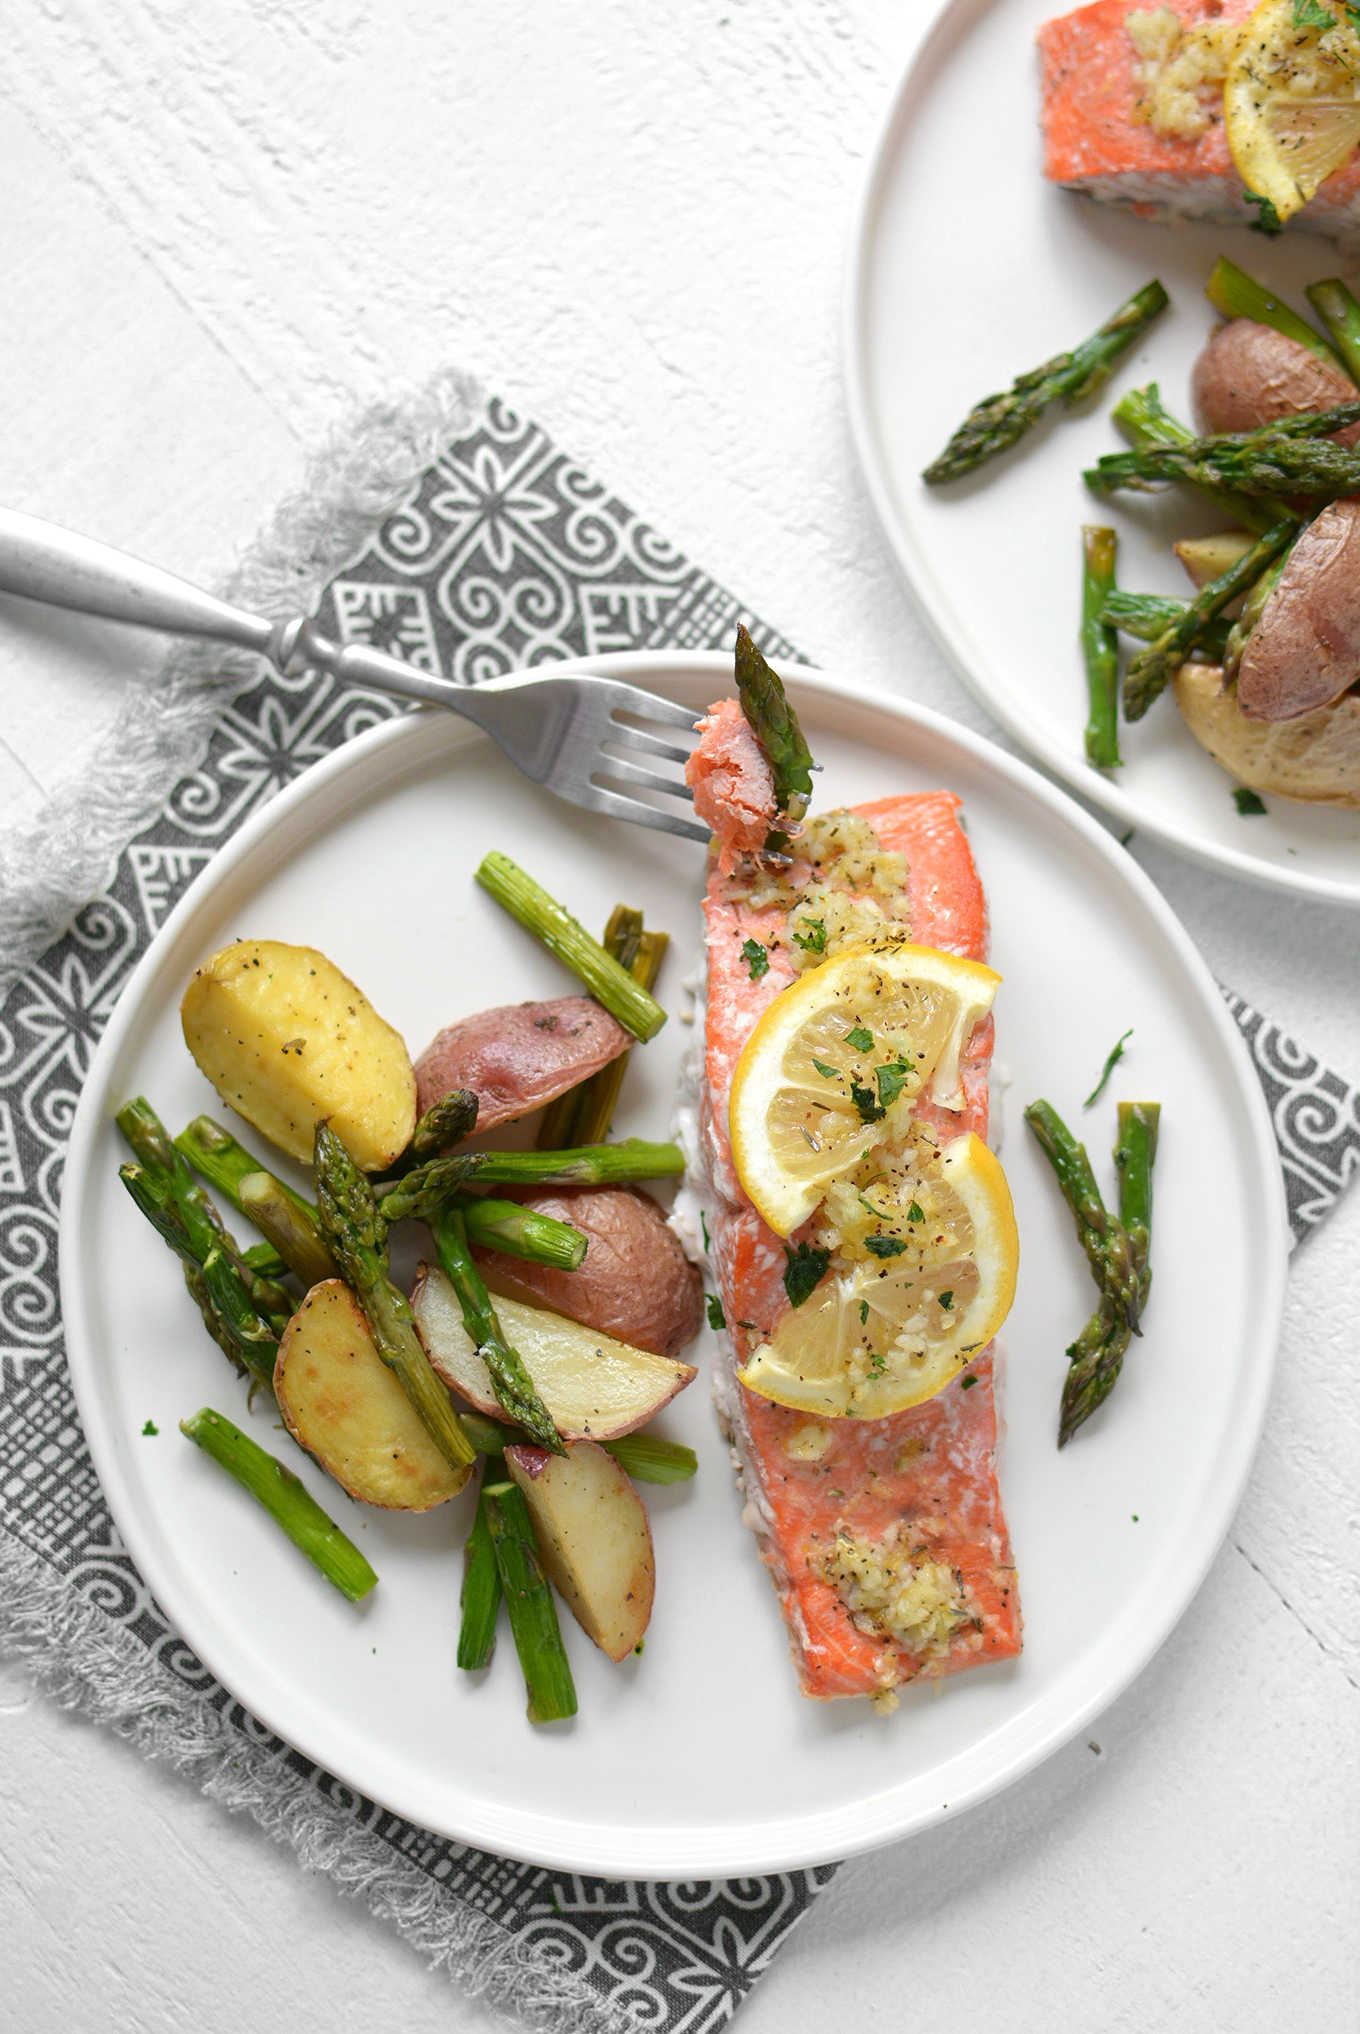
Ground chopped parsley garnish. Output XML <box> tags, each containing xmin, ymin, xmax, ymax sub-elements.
<box><xmin>859</xmin><ymin>1299</ymin><xmax>870</xmax><ymax>1325</ymax></box>
<box><xmin>792</xmin><ymin>918</ymin><xmax>827</xmax><ymax>955</ymax></box>
<box><xmin>741</xmin><ymin>937</ymin><xmax>770</xmax><ymax>980</ymax></box>
<box><xmin>1233</xmin><ymin>785</ymin><xmax>1267</xmax><ymax>815</ymax></box>
<box><xmin>844</xmin><ymin>1024</ymin><xmax>873</xmax><ymax>1054</ymax></box>
<box><xmin>906</xmin><ymin>1200</ymin><xmax>925</xmax><ymax>1224</ymax></box>
<box><xmin>875</xmin><ymin>1060</ymin><xmax>911</xmax><ymax>1110</ymax></box>
<box><xmin>1245</xmin><ymin>189</ymin><xmax>1282</xmax><ymax>236</ymax></box>
<box><xmin>141</xmin><ymin>1419</ymin><xmax>159</xmax><ymax>1436</ymax></box>
<box><xmin>867</xmin><ymin>1350</ymin><xmax>887</xmax><ymax>1377</ymax></box>
<box><xmin>864</xmin><ymin>1234</ymin><xmax>907</xmax><ymax>1259</ymax></box>
<box><xmin>850</xmin><ymin>1082</ymin><xmax>885</xmax><ymax>1125</ymax></box>
<box><xmin>700</xmin><ymin>1210</ymin><xmax>710</xmax><ymax>1253</ymax></box>
<box><xmin>706</xmin><ymin>1293</ymin><xmax>726</xmax><ymax>1331</ymax></box>
<box><xmin>939</xmin><ymin>1290</ymin><xmax>955</xmax><ymax>1311</ymax></box>
<box><xmin>783</xmin><ymin>1241</ymin><xmax>831</xmax><ymax>1308</ymax></box>
<box><xmin>1084</xmin><ymin>1027</ymin><xmax>1133</xmax><ymax>1109</ymax></box>
<box><xmin>960</xmin><ymin>1374</ymin><xmax>977</xmax><ymax>1391</ymax></box>
<box><xmin>811</xmin><ymin>1057</ymin><xmax>839</xmax><ymax>1080</ymax></box>
<box><xmin>1294</xmin><ymin>0</ymin><xmax>1333</xmax><ymax>28</ymax></box>
<box><xmin>1347</xmin><ymin>0</ymin><xmax>1360</xmax><ymax>32</ymax></box>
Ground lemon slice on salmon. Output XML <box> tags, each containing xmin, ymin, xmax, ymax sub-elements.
<box><xmin>729</xmin><ymin>940</ymin><xmax>1000</xmax><ymax>1239</ymax></box>
<box><xmin>738</xmin><ymin>1132</ymin><xmax>1019</xmax><ymax>1419</ymax></box>
<box><xmin>1225</xmin><ymin>0</ymin><xmax>1360</xmax><ymax>228</ymax></box>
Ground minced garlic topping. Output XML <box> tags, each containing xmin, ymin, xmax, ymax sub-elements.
<box><xmin>736</xmin><ymin>808</ymin><xmax>910</xmax><ymax>974</ymax></box>
<box><xmin>1126</xmin><ymin>7</ymin><xmax>1238</xmax><ymax>139</ymax></box>
<box><xmin>822</xmin><ymin>1523</ymin><xmax>978</xmax><ymax>1666</ymax></box>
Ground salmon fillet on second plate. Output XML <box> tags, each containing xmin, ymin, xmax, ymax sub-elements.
<box><xmin>676</xmin><ymin>777</ymin><xmax>1022</xmax><ymax>1706</ymax></box>
<box><xmin>1038</xmin><ymin>0</ymin><xmax>1360</xmax><ymax>237</ymax></box>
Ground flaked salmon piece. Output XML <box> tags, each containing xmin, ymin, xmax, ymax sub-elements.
<box><xmin>684</xmin><ymin>790</ymin><xmax>1021</xmax><ymax>1702</ymax></box>
<box><xmin>1039</xmin><ymin>0</ymin><xmax>1360</xmax><ymax>237</ymax></box>
<box><xmin>686</xmin><ymin>698</ymin><xmax>779</xmax><ymax>872</ymax></box>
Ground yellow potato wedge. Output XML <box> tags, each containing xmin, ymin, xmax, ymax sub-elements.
<box><xmin>181</xmin><ymin>939</ymin><xmax>416</xmax><ymax>1170</ymax></box>
<box><xmin>275</xmin><ymin>1279</ymin><xmax>468</xmax><ymax>1509</ymax></box>
<box><xmin>1173</xmin><ymin>664</ymin><xmax>1360</xmax><ymax>806</ymax></box>
<box><xmin>504</xmin><ymin>1439</ymin><xmax>654</xmax><ymax>1661</ymax></box>
<box><xmin>411</xmin><ymin>1264</ymin><xmax>696</xmax><ymax>1440</ymax></box>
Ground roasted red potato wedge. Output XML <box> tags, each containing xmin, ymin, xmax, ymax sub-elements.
<box><xmin>1191</xmin><ymin>319</ymin><xmax>1360</xmax><ymax>444</ymax></box>
<box><xmin>275</xmin><ymin>1280</ymin><xmax>468</xmax><ymax>1509</ymax></box>
<box><xmin>504</xmin><ymin>1439</ymin><xmax>655</xmax><ymax>1661</ymax></box>
<box><xmin>1237</xmin><ymin>499</ymin><xmax>1360</xmax><ymax>721</ymax></box>
<box><xmin>414</xmin><ymin>997</ymin><xmax>630</xmax><ymax>1130</ymax></box>
<box><xmin>411</xmin><ymin>1265</ymin><xmax>695</xmax><ymax>1439</ymax></box>
<box><xmin>472</xmin><ymin>1185</ymin><xmax>703</xmax><ymax>1359</ymax></box>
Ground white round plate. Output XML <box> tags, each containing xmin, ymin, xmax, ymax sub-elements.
<box><xmin>62</xmin><ymin>652</ymin><xmax>1287</xmax><ymax>1877</ymax></box>
<box><xmin>845</xmin><ymin>0</ymin><xmax>1360</xmax><ymax>906</ymax></box>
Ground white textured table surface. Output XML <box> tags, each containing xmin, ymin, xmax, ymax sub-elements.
<box><xmin>2</xmin><ymin>4</ymin><xmax>1356</xmax><ymax>2028</ymax></box>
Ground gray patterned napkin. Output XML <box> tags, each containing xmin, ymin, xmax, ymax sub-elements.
<box><xmin>0</xmin><ymin>391</ymin><xmax>1354</xmax><ymax>2034</ymax></box>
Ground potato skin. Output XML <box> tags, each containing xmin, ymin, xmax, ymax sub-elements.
<box><xmin>1173</xmin><ymin>663</ymin><xmax>1360</xmax><ymax>806</ymax></box>
<box><xmin>1237</xmin><ymin>499</ymin><xmax>1360</xmax><ymax>720</ymax></box>
<box><xmin>414</xmin><ymin>997</ymin><xmax>630</xmax><ymax>1130</ymax></box>
<box><xmin>1191</xmin><ymin>319</ymin><xmax>1360</xmax><ymax>443</ymax></box>
<box><xmin>181</xmin><ymin>940</ymin><xmax>416</xmax><ymax>1170</ymax></box>
<box><xmin>472</xmin><ymin>1185</ymin><xmax>704</xmax><ymax>1359</ymax></box>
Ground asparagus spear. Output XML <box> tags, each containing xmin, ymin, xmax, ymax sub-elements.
<box><xmin>378</xmin><ymin>1139</ymin><xmax>684</xmax><ymax>1225</ymax></box>
<box><xmin>117</xmin><ymin>1097</ymin><xmax>293</xmax><ymax>1319</ymax></box>
<box><xmin>1208</xmin><ymin>257</ymin><xmax>1345</xmax><ymax>372</ymax></box>
<box><xmin>922</xmin><ymin>280</ymin><xmax>1169</xmax><ymax>485</ymax></box>
<box><xmin>180</xmin><ymin>1407</ymin><xmax>377</xmax><ymax>1600</ymax></box>
<box><xmin>482</xmin><ymin>1480</ymin><xmax>577</xmax><ymax>1722</ymax></box>
<box><xmin>314</xmin><ymin>1123</ymin><xmax>476</xmax><ymax>1479</ymax></box>
<box><xmin>120</xmin><ymin>1163</ymin><xmax>281</xmax><ymax>1384</ymax></box>
<box><xmin>734</xmin><ymin>623</ymin><xmax>816</xmax><ymax>822</ymax></box>
<box><xmin>1081</xmin><ymin>526</ymin><xmax>1121</xmax><ymax>771</ymax></box>
<box><xmin>410</xmin><ymin>1088</ymin><xmax>480</xmax><ymax>1162</ymax></box>
<box><xmin>176</xmin><ymin>1115</ymin><xmax>314</xmax><ymax>1217</ymax></box>
<box><xmin>1100</xmin><ymin>591</ymin><xmax>1232</xmax><ymax>656</ymax></box>
<box><xmin>539</xmin><ymin>909</ymin><xmax>669</xmax><ymax>1148</ymax></box>
<box><xmin>1023</xmin><ymin>1101</ymin><xmax>1141</xmax><ymax>1332</ymax></box>
<box><xmin>1112</xmin><ymin>385</ymin><xmax>1290</xmax><ymax>533</ymax></box>
<box><xmin>461</xmin><ymin>1196</ymin><xmax>588</xmax><ymax>1271</ymax></box>
<box><xmin>457</xmin><ymin>1475</ymin><xmax>502</xmax><ymax>1671</ymax></box>
<box><xmin>458</xmin><ymin>1409</ymin><xmax>698</xmax><ymax>1485</ymax></box>
<box><xmin>430</xmin><ymin>1205</ymin><xmax>562</xmax><ymax>1453</ymax></box>
<box><xmin>475</xmin><ymin>852</ymin><xmax>667</xmax><ymax>1042</ymax></box>
<box><xmin>1059</xmin><ymin>1103</ymin><xmax>1160</xmax><ymax>1446</ymax></box>
<box><xmin>238</xmin><ymin>1172</ymin><xmax>338</xmax><ymax>1288</ymax></box>
<box><xmin>1122</xmin><ymin>518</ymin><xmax>1298</xmax><ymax>722</ymax></box>
<box><xmin>1305</xmin><ymin>279</ymin><xmax>1360</xmax><ymax>384</ymax></box>
<box><xmin>1086</xmin><ymin>405</ymin><xmax>1360</xmax><ymax>501</ymax></box>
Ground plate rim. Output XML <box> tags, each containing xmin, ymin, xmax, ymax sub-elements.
<box><xmin>841</xmin><ymin>0</ymin><xmax>1360</xmax><ymax>909</ymax></box>
<box><xmin>59</xmin><ymin>650</ymin><xmax>1289</xmax><ymax>1875</ymax></box>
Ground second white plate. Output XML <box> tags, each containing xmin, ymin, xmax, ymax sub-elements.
<box><xmin>845</xmin><ymin>0</ymin><xmax>1360</xmax><ymax>905</ymax></box>
<box><xmin>61</xmin><ymin>653</ymin><xmax>1287</xmax><ymax>1876</ymax></box>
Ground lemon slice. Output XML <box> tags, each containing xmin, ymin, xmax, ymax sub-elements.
<box><xmin>728</xmin><ymin>940</ymin><xmax>1000</xmax><ymax>1239</ymax></box>
<box><xmin>1225</xmin><ymin>0</ymin><xmax>1360</xmax><ymax>227</ymax></box>
<box><xmin>738</xmin><ymin>1132</ymin><xmax>1018</xmax><ymax>1418</ymax></box>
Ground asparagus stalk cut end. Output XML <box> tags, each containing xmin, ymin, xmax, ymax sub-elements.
<box><xmin>475</xmin><ymin>852</ymin><xmax>667</xmax><ymax>1043</ymax></box>
<box><xmin>180</xmin><ymin>1407</ymin><xmax>377</xmax><ymax>1601</ymax></box>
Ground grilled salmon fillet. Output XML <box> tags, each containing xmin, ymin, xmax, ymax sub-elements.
<box><xmin>1039</xmin><ymin>0</ymin><xmax>1360</xmax><ymax>237</ymax></box>
<box><xmin>680</xmin><ymin>792</ymin><xmax>1022</xmax><ymax>1703</ymax></box>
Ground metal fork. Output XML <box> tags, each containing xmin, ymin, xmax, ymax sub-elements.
<box><xmin>0</xmin><ymin>508</ymin><xmax>710</xmax><ymax>844</ymax></box>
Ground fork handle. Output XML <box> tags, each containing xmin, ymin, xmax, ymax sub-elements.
<box><xmin>0</xmin><ymin>506</ymin><xmax>466</xmax><ymax>712</ymax></box>
<box><xmin>0</xmin><ymin>508</ymin><xmax>277</xmax><ymax>655</ymax></box>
